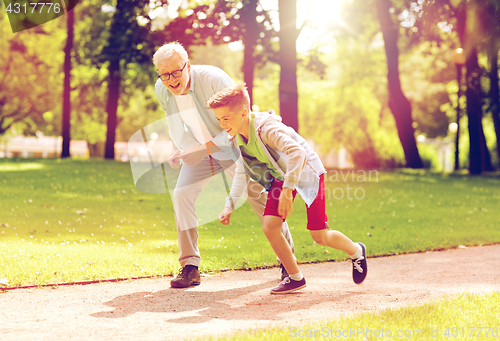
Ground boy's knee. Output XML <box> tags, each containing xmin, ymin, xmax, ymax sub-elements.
<box><xmin>310</xmin><ymin>230</ymin><xmax>327</xmax><ymax>245</ymax></box>
<box><xmin>262</xmin><ymin>224</ymin><xmax>273</xmax><ymax>237</ymax></box>
<box><xmin>262</xmin><ymin>219</ymin><xmax>282</xmax><ymax>238</ymax></box>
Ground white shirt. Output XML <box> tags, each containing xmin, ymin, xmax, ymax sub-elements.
<box><xmin>175</xmin><ymin>94</ymin><xmax>230</xmax><ymax>160</ymax></box>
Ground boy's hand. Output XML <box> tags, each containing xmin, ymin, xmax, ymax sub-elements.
<box><xmin>167</xmin><ymin>148</ymin><xmax>181</xmax><ymax>169</ymax></box>
<box><xmin>278</xmin><ymin>187</ymin><xmax>294</xmax><ymax>220</ymax></box>
<box><xmin>219</xmin><ymin>207</ymin><xmax>233</xmax><ymax>225</ymax></box>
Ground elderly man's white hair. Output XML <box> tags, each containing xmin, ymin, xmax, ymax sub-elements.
<box><xmin>153</xmin><ymin>42</ymin><xmax>188</xmax><ymax>66</ymax></box>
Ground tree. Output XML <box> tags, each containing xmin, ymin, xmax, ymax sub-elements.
<box><xmin>0</xmin><ymin>22</ymin><xmax>62</xmax><ymax>136</ymax></box>
<box><xmin>101</xmin><ymin>0</ymin><xmax>157</xmax><ymax>159</ymax></box>
<box><xmin>200</xmin><ymin>0</ymin><xmax>262</xmax><ymax>106</ymax></box>
<box><xmin>104</xmin><ymin>58</ymin><xmax>120</xmax><ymax>160</ymax></box>
<box><xmin>166</xmin><ymin>0</ymin><xmax>278</xmax><ymax>106</ymax></box>
<box><xmin>488</xmin><ymin>38</ymin><xmax>500</xmax><ymax>168</ymax></box>
<box><xmin>297</xmin><ymin>37</ymin><xmax>406</xmax><ymax>169</ymax></box>
<box><xmin>460</xmin><ymin>1</ymin><xmax>494</xmax><ymax>173</ymax></box>
<box><xmin>400</xmin><ymin>0</ymin><xmax>497</xmax><ymax>173</ymax></box>
<box><xmin>483</xmin><ymin>0</ymin><xmax>500</xmax><ymax>167</ymax></box>
<box><xmin>61</xmin><ymin>9</ymin><xmax>75</xmax><ymax>158</ymax></box>
<box><xmin>69</xmin><ymin>0</ymin><xmax>124</xmax><ymax>157</ymax></box>
<box><xmin>278</xmin><ymin>0</ymin><xmax>299</xmax><ymax>131</ymax></box>
<box><xmin>239</xmin><ymin>0</ymin><xmax>258</xmax><ymax>107</ymax></box>
<box><xmin>465</xmin><ymin>45</ymin><xmax>493</xmax><ymax>174</ymax></box>
<box><xmin>375</xmin><ymin>0</ymin><xmax>423</xmax><ymax>168</ymax></box>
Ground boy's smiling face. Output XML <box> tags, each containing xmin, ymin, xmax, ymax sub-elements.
<box><xmin>214</xmin><ymin>105</ymin><xmax>249</xmax><ymax>139</ymax></box>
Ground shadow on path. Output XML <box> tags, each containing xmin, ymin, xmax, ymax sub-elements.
<box><xmin>91</xmin><ymin>279</ymin><xmax>363</xmax><ymax>324</ymax></box>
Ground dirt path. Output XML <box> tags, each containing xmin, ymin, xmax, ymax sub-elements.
<box><xmin>1</xmin><ymin>244</ymin><xmax>499</xmax><ymax>341</ymax></box>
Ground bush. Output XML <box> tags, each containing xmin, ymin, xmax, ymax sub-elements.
<box><xmin>417</xmin><ymin>142</ymin><xmax>441</xmax><ymax>170</ymax></box>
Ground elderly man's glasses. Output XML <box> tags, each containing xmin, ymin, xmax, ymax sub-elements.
<box><xmin>157</xmin><ymin>62</ymin><xmax>187</xmax><ymax>81</ymax></box>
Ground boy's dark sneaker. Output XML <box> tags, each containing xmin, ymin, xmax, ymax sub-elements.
<box><xmin>170</xmin><ymin>265</ymin><xmax>201</xmax><ymax>288</ymax></box>
<box><xmin>280</xmin><ymin>263</ymin><xmax>289</xmax><ymax>280</ymax></box>
<box><xmin>270</xmin><ymin>277</ymin><xmax>306</xmax><ymax>294</ymax></box>
<box><xmin>352</xmin><ymin>242</ymin><xmax>367</xmax><ymax>284</ymax></box>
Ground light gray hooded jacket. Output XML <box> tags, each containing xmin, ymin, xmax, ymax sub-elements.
<box><xmin>226</xmin><ymin>110</ymin><xmax>326</xmax><ymax>209</ymax></box>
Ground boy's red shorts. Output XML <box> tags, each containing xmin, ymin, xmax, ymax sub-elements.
<box><xmin>263</xmin><ymin>173</ymin><xmax>329</xmax><ymax>231</ymax></box>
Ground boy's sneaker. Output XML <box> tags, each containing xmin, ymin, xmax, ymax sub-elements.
<box><xmin>270</xmin><ymin>276</ymin><xmax>306</xmax><ymax>294</ymax></box>
<box><xmin>352</xmin><ymin>242</ymin><xmax>367</xmax><ymax>284</ymax></box>
<box><xmin>279</xmin><ymin>263</ymin><xmax>289</xmax><ymax>280</ymax></box>
<box><xmin>170</xmin><ymin>265</ymin><xmax>201</xmax><ymax>288</ymax></box>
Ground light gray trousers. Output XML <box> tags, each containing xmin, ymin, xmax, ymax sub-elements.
<box><xmin>173</xmin><ymin>157</ymin><xmax>295</xmax><ymax>267</ymax></box>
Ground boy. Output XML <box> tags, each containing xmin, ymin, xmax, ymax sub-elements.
<box><xmin>207</xmin><ymin>83</ymin><xmax>367</xmax><ymax>294</ymax></box>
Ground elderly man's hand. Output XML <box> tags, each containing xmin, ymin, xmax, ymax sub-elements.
<box><xmin>179</xmin><ymin>145</ymin><xmax>209</xmax><ymax>167</ymax></box>
<box><xmin>167</xmin><ymin>148</ymin><xmax>182</xmax><ymax>169</ymax></box>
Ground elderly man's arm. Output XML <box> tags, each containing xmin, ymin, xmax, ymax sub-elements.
<box><xmin>178</xmin><ymin>141</ymin><xmax>221</xmax><ymax>167</ymax></box>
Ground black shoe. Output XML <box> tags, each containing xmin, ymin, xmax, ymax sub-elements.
<box><xmin>279</xmin><ymin>263</ymin><xmax>289</xmax><ymax>281</ymax></box>
<box><xmin>270</xmin><ymin>276</ymin><xmax>306</xmax><ymax>294</ymax></box>
<box><xmin>352</xmin><ymin>242</ymin><xmax>367</xmax><ymax>284</ymax></box>
<box><xmin>170</xmin><ymin>265</ymin><xmax>201</xmax><ymax>288</ymax></box>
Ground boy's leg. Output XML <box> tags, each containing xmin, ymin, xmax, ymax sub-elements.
<box><xmin>262</xmin><ymin>215</ymin><xmax>300</xmax><ymax>276</ymax></box>
<box><xmin>309</xmin><ymin>228</ymin><xmax>367</xmax><ymax>284</ymax></box>
<box><xmin>222</xmin><ymin>160</ymin><xmax>295</xmax><ymax>255</ymax></box>
<box><xmin>306</xmin><ymin>174</ymin><xmax>367</xmax><ymax>284</ymax></box>
<box><xmin>261</xmin><ymin>179</ymin><xmax>306</xmax><ymax>294</ymax></box>
<box><xmin>263</xmin><ymin>215</ymin><xmax>306</xmax><ymax>294</ymax></box>
<box><xmin>245</xmin><ymin>179</ymin><xmax>296</xmax><ymax>255</ymax></box>
<box><xmin>305</xmin><ymin>173</ymin><xmax>358</xmax><ymax>255</ymax></box>
<box><xmin>309</xmin><ymin>229</ymin><xmax>357</xmax><ymax>255</ymax></box>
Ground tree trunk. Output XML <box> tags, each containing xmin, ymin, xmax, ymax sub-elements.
<box><xmin>488</xmin><ymin>44</ymin><xmax>500</xmax><ymax>168</ymax></box>
<box><xmin>278</xmin><ymin>0</ymin><xmax>299</xmax><ymax>131</ymax></box>
<box><xmin>465</xmin><ymin>47</ymin><xmax>487</xmax><ymax>174</ymax></box>
<box><xmin>243</xmin><ymin>45</ymin><xmax>256</xmax><ymax>108</ymax></box>
<box><xmin>375</xmin><ymin>0</ymin><xmax>422</xmax><ymax>169</ymax></box>
<box><xmin>61</xmin><ymin>9</ymin><xmax>74</xmax><ymax>158</ymax></box>
<box><xmin>479</xmin><ymin>111</ymin><xmax>494</xmax><ymax>171</ymax></box>
<box><xmin>104</xmin><ymin>58</ymin><xmax>120</xmax><ymax>160</ymax></box>
<box><xmin>242</xmin><ymin>0</ymin><xmax>258</xmax><ymax>108</ymax></box>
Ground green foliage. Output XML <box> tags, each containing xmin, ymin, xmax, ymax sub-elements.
<box><xmin>116</xmin><ymin>86</ymin><xmax>165</xmax><ymax>142</ymax></box>
<box><xmin>295</xmin><ymin>35</ymin><xmax>406</xmax><ymax>169</ymax></box>
<box><xmin>101</xmin><ymin>0</ymin><xmax>157</xmax><ymax>66</ymax></box>
<box><xmin>252</xmin><ymin>63</ymin><xmax>280</xmax><ymax>112</ymax></box>
<box><xmin>417</xmin><ymin>142</ymin><xmax>442</xmax><ymax>170</ymax></box>
<box><xmin>72</xmin><ymin>0</ymin><xmax>158</xmax><ymax>147</ymax></box>
<box><xmin>483</xmin><ymin>115</ymin><xmax>499</xmax><ymax>167</ymax></box>
<box><xmin>0</xmin><ymin>0</ymin><xmax>160</xmax><ymax>146</ymax></box>
<box><xmin>0</xmin><ymin>16</ymin><xmax>65</xmax><ymax>136</ymax></box>
<box><xmin>400</xmin><ymin>42</ymin><xmax>455</xmax><ymax>138</ymax></box>
<box><xmin>164</xmin><ymin>0</ymin><xmax>279</xmax><ymax>65</ymax></box>
<box><xmin>189</xmin><ymin>40</ymin><xmax>244</xmax><ymax>81</ymax></box>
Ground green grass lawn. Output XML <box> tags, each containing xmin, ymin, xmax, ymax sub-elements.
<box><xmin>197</xmin><ymin>292</ymin><xmax>500</xmax><ymax>340</ymax></box>
<box><xmin>1</xmin><ymin>158</ymin><xmax>499</xmax><ymax>287</ymax></box>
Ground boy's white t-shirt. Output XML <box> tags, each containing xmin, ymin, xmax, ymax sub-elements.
<box><xmin>175</xmin><ymin>94</ymin><xmax>230</xmax><ymax>160</ymax></box>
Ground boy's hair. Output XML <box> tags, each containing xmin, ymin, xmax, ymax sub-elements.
<box><xmin>153</xmin><ymin>41</ymin><xmax>188</xmax><ymax>66</ymax></box>
<box><xmin>207</xmin><ymin>83</ymin><xmax>251</xmax><ymax>111</ymax></box>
